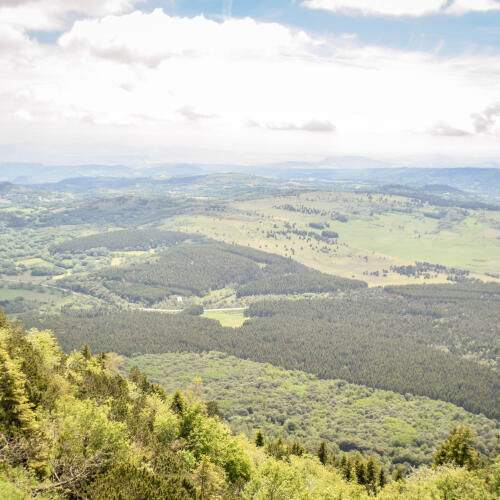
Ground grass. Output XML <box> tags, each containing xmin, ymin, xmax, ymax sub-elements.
<box><xmin>0</xmin><ymin>287</ymin><xmax>59</xmax><ymax>302</ymax></box>
<box><xmin>202</xmin><ymin>309</ymin><xmax>246</xmax><ymax>327</ymax></box>
<box><xmin>167</xmin><ymin>191</ymin><xmax>500</xmax><ymax>285</ymax></box>
<box><xmin>17</xmin><ymin>257</ymin><xmax>49</xmax><ymax>267</ymax></box>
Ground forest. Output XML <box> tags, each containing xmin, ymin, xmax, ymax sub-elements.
<box><xmin>124</xmin><ymin>351</ymin><xmax>499</xmax><ymax>469</ymax></box>
<box><xmin>24</xmin><ymin>281</ymin><xmax>500</xmax><ymax>420</ymax></box>
<box><xmin>1</xmin><ymin>309</ymin><xmax>500</xmax><ymax>499</ymax></box>
<box><xmin>49</xmin><ymin>229</ymin><xmax>195</xmax><ymax>253</ymax></box>
<box><xmin>54</xmin><ymin>239</ymin><xmax>364</xmax><ymax>304</ymax></box>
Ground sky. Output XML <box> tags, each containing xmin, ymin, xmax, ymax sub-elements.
<box><xmin>1</xmin><ymin>0</ymin><xmax>499</xmax><ymax>166</ymax></box>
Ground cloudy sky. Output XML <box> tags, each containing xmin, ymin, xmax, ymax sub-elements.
<box><xmin>1</xmin><ymin>0</ymin><xmax>499</xmax><ymax>165</ymax></box>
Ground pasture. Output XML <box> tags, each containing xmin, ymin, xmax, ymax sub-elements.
<box><xmin>202</xmin><ymin>309</ymin><xmax>246</xmax><ymax>327</ymax></box>
<box><xmin>168</xmin><ymin>191</ymin><xmax>500</xmax><ymax>285</ymax></box>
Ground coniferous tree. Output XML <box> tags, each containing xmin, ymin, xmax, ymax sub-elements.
<box><xmin>171</xmin><ymin>390</ymin><xmax>186</xmax><ymax>416</ymax></box>
<box><xmin>205</xmin><ymin>401</ymin><xmax>221</xmax><ymax>418</ymax></box>
<box><xmin>434</xmin><ymin>426</ymin><xmax>477</xmax><ymax>469</ymax></box>
<box><xmin>266</xmin><ymin>436</ymin><xmax>287</xmax><ymax>460</ymax></box>
<box><xmin>0</xmin><ymin>345</ymin><xmax>37</xmax><ymax>436</ymax></box>
<box><xmin>343</xmin><ymin>458</ymin><xmax>353</xmax><ymax>481</ymax></box>
<box><xmin>366</xmin><ymin>456</ymin><xmax>376</xmax><ymax>486</ymax></box>
<box><xmin>378</xmin><ymin>468</ymin><xmax>387</xmax><ymax>489</ymax></box>
<box><xmin>355</xmin><ymin>460</ymin><xmax>366</xmax><ymax>485</ymax></box>
<box><xmin>0</xmin><ymin>308</ymin><xmax>8</xmax><ymax>328</ymax></box>
<box><xmin>255</xmin><ymin>430</ymin><xmax>265</xmax><ymax>447</ymax></box>
<box><xmin>393</xmin><ymin>467</ymin><xmax>404</xmax><ymax>481</ymax></box>
<box><xmin>290</xmin><ymin>439</ymin><xmax>305</xmax><ymax>457</ymax></box>
<box><xmin>81</xmin><ymin>344</ymin><xmax>92</xmax><ymax>360</ymax></box>
<box><xmin>317</xmin><ymin>440</ymin><xmax>328</xmax><ymax>465</ymax></box>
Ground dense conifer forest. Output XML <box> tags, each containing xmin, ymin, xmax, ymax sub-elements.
<box><xmin>25</xmin><ymin>281</ymin><xmax>500</xmax><ymax>420</ymax></box>
<box><xmin>55</xmin><ymin>239</ymin><xmax>365</xmax><ymax>303</ymax></box>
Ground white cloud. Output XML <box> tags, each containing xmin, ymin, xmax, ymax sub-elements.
<box><xmin>301</xmin><ymin>0</ymin><xmax>447</xmax><ymax>17</ymax></box>
<box><xmin>429</xmin><ymin>122</ymin><xmax>471</xmax><ymax>137</ymax></box>
<box><xmin>58</xmin><ymin>10</ymin><xmax>320</xmax><ymax>65</ymax></box>
<box><xmin>0</xmin><ymin>22</ymin><xmax>31</xmax><ymax>52</ymax></box>
<box><xmin>340</xmin><ymin>33</ymin><xmax>357</xmax><ymax>40</ymax></box>
<box><xmin>447</xmin><ymin>0</ymin><xmax>500</xmax><ymax>15</ymax></box>
<box><xmin>12</xmin><ymin>109</ymin><xmax>34</xmax><ymax>121</ymax></box>
<box><xmin>472</xmin><ymin>103</ymin><xmax>500</xmax><ymax>134</ymax></box>
<box><xmin>0</xmin><ymin>0</ymin><xmax>143</xmax><ymax>31</ymax></box>
<box><xmin>255</xmin><ymin>119</ymin><xmax>336</xmax><ymax>132</ymax></box>
<box><xmin>0</xmin><ymin>8</ymin><xmax>499</xmax><ymax>164</ymax></box>
<box><xmin>301</xmin><ymin>0</ymin><xmax>500</xmax><ymax>17</ymax></box>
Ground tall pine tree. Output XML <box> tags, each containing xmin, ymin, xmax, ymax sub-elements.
<box><xmin>317</xmin><ymin>440</ymin><xmax>328</xmax><ymax>465</ymax></box>
<box><xmin>0</xmin><ymin>345</ymin><xmax>37</xmax><ymax>436</ymax></box>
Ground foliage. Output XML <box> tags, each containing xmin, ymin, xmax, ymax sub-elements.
<box><xmin>68</xmin><ymin>240</ymin><xmax>364</xmax><ymax>303</ymax></box>
<box><xmin>182</xmin><ymin>304</ymin><xmax>204</xmax><ymax>316</ymax></box>
<box><xmin>25</xmin><ymin>282</ymin><xmax>500</xmax><ymax>419</ymax></box>
<box><xmin>121</xmin><ymin>351</ymin><xmax>498</xmax><ymax>468</ymax></box>
<box><xmin>0</xmin><ymin>309</ymin><xmax>253</xmax><ymax>498</ymax></box>
<box><xmin>434</xmin><ymin>426</ymin><xmax>477</xmax><ymax>469</ymax></box>
<box><xmin>237</xmin><ymin>272</ymin><xmax>365</xmax><ymax>297</ymax></box>
<box><xmin>0</xmin><ymin>308</ymin><xmax>499</xmax><ymax>499</ymax></box>
<box><xmin>50</xmin><ymin>228</ymin><xmax>193</xmax><ymax>254</ymax></box>
<box><xmin>377</xmin><ymin>462</ymin><xmax>500</xmax><ymax>500</ymax></box>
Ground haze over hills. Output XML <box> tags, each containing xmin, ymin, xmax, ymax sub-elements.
<box><xmin>2</xmin><ymin>158</ymin><xmax>500</xmax><ymax>187</ymax></box>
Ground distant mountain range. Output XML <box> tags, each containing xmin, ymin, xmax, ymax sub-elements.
<box><xmin>1</xmin><ymin>159</ymin><xmax>499</xmax><ymax>197</ymax></box>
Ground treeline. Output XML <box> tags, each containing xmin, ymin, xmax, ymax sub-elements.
<box><xmin>390</xmin><ymin>262</ymin><xmax>471</xmax><ymax>281</ymax></box>
<box><xmin>237</xmin><ymin>272</ymin><xmax>366</xmax><ymax>297</ymax></box>
<box><xmin>50</xmin><ymin>228</ymin><xmax>194</xmax><ymax>253</ymax></box>
<box><xmin>275</xmin><ymin>203</ymin><xmax>349</xmax><ymax>222</ymax></box>
<box><xmin>385</xmin><ymin>282</ymin><xmax>500</xmax><ymax>300</ymax></box>
<box><xmin>24</xmin><ymin>283</ymin><xmax>500</xmax><ymax>419</ymax></box>
<box><xmin>98</xmin><ymin>243</ymin><xmax>265</xmax><ymax>297</ymax></box>
<box><xmin>375</xmin><ymin>185</ymin><xmax>499</xmax><ymax>211</ymax></box>
<box><xmin>70</xmin><ymin>241</ymin><xmax>364</xmax><ymax>303</ymax></box>
<box><xmin>37</xmin><ymin>195</ymin><xmax>205</xmax><ymax>228</ymax></box>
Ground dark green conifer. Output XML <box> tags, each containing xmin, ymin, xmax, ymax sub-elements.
<box><xmin>393</xmin><ymin>467</ymin><xmax>404</xmax><ymax>481</ymax></box>
<box><xmin>366</xmin><ymin>456</ymin><xmax>376</xmax><ymax>485</ymax></box>
<box><xmin>170</xmin><ymin>390</ymin><xmax>186</xmax><ymax>416</ymax></box>
<box><xmin>290</xmin><ymin>439</ymin><xmax>305</xmax><ymax>456</ymax></box>
<box><xmin>355</xmin><ymin>460</ymin><xmax>366</xmax><ymax>485</ymax></box>
<box><xmin>343</xmin><ymin>458</ymin><xmax>352</xmax><ymax>481</ymax></box>
<box><xmin>378</xmin><ymin>468</ymin><xmax>387</xmax><ymax>488</ymax></box>
<box><xmin>255</xmin><ymin>430</ymin><xmax>265</xmax><ymax>447</ymax></box>
<box><xmin>317</xmin><ymin>440</ymin><xmax>328</xmax><ymax>465</ymax></box>
<box><xmin>81</xmin><ymin>344</ymin><xmax>92</xmax><ymax>360</ymax></box>
<box><xmin>0</xmin><ymin>345</ymin><xmax>37</xmax><ymax>436</ymax></box>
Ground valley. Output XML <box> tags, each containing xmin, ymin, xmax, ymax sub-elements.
<box><xmin>1</xmin><ymin>169</ymin><xmax>499</xmax><ymax>497</ymax></box>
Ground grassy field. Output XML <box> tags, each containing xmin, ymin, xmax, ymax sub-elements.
<box><xmin>17</xmin><ymin>257</ymin><xmax>50</xmax><ymax>267</ymax></box>
<box><xmin>202</xmin><ymin>309</ymin><xmax>246</xmax><ymax>327</ymax></box>
<box><xmin>0</xmin><ymin>282</ymin><xmax>73</xmax><ymax>315</ymax></box>
<box><xmin>0</xmin><ymin>286</ymin><xmax>60</xmax><ymax>302</ymax></box>
<box><xmin>167</xmin><ymin>191</ymin><xmax>500</xmax><ymax>285</ymax></box>
<box><xmin>123</xmin><ymin>351</ymin><xmax>499</xmax><ymax>467</ymax></box>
